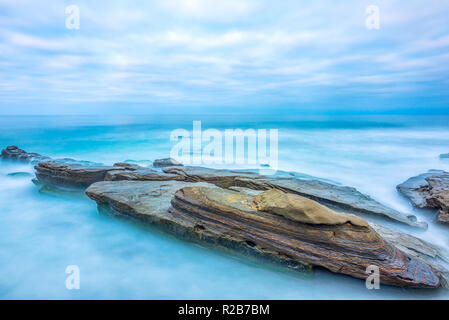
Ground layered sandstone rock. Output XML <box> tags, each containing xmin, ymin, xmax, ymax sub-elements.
<box><xmin>164</xmin><ymin>166</ymin><xmax>425</xmax><ymax>227</ymax></box>
<box><xmin>86</xmin><ymin>181</ymin><xmax>441</xmax><ymax>288</ymax></box>
<box><xmin>35</xmin><ymin>161</ymin><xmax>128</xmax><ymax>189</ymax></box>
<box><xmin>397</xmin><ymin>171</ymin><xmax>449</xmax><ymax>224</ymax></box>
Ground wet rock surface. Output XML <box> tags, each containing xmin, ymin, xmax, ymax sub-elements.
<box><xmin>153</xmin><ymin>158</ymin><xmax>183</xmax><ymax>167</ymax></box>
<box><xmin>397</xmin><ymin>170</ymin><xmax>449</xmax><ymax>224</ymax></box>
<box><xmin>86</xmin><ymin>181</ymin><xmax>441</xmax><ymax>288</ymax></box>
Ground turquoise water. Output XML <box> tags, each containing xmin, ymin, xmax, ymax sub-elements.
<box><xmin>1</xmin><ymin>114</ymin><xmax>449</xmax><ymax>299</ymax></box>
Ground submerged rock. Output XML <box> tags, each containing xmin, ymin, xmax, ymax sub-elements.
<box><xmin>397</xmin><ymin>171</ymin><xmax>449</xmax><ymax>224</ymax></box>
<box><xmin>153</xmin><ymin>158</ymin><xmax>183</xmax><ymax>167</ymax></box>
<box><xmin>86</xmin><ymin>181</ymin><xmax>440</xmax><ymax>288</ymax></box>
<box><xmin>440</xmin><ymin>154</ymin><xmax>449</xmax><ymax>159</ymax></box>
<box><xmin>33</xmin><ymin>180</ymin><xmax>87</xmax><ymax>198</ymax></box>
<box><xmin>1</xmin><ymin>146</ymin><xmax>50</xmax><ymax>163</ymax></box>
<box><xmin>34</xmin><ymin>161</ymin><xmax>127</xmax><ymax>189</ymax></box>
<box><xmin>164</xmin><ymin>166</ymin><xmax>425</xmax><ymax>227</ymax></box>
<box><xmin>7</xmin><ymin>172</ymin><xmax>33</xmax><ymax>178</ymax></box>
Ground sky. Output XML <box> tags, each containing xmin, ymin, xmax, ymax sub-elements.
<box><xmin>0</xmin><ymin>0</ymin><xmax>449</xmax><ymax>114</ymax></box>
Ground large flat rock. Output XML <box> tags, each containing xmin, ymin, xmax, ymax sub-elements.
<box><xmin>164</xmin><ymin>166</ymin><xmax>425</xmax><ymax>227</ymax></box>
<box><xmin>86</xmin><ymin>180</ymin><xmax>312</xmax><ymax>272</ymax></box>
<box><xmin>86</xmin><ymin>180</ymin><xmax>441</xmax><ymax>288</ymax></box>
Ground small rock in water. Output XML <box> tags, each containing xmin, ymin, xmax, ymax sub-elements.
<box><xmin>7</xmin><ymin>172</ymin><xmax>33</xmax><ymax>178</ymax></box>
<box><xmin>397</xmin><ymin>170</ymin><xmax>449</xmax><ymax>224</ymax></box>
<box><xmin>153</xmin><ymin>158</ymin><xmax>183</xmax><ymax>167</ymax></box>
<box><xmin>440</xmin><ymin>153</ymin><xmax>449</xmax><ymax>159</ymax></box>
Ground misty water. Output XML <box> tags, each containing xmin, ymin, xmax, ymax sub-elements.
<box><xmin>1</xmin><ymin>114</ymin><xmax>449</xmax><ymax>299</ymax></box>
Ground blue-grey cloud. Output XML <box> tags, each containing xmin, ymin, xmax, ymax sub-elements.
<box><xmin>0</xmin><ymin>0</ymin><xmax>448</xmax><ymax>114</ymax></box>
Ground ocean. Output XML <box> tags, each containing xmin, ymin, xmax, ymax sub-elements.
<box><xmin>1</xmin><ymin>114</ymin><xmax>449</xmax><ymax>299</ymax></box>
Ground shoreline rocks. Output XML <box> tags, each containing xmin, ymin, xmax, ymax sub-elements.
<box><xmin>2</xmin><ymin>145</ymin><xmax>446</xmax><ymax>288</ymax></box>
<box><xmin>1</xmin><ymin>146</ymin><xmax>50</xmax><ymax>163</ymax></box>
<box><xmin>1</xmin><ymin>145</ymin><xmax>426</xmax><ymax>227</ymax></box>
<box><xmin>397</xmin><ymin>171</ymin><xmax>449</xmax><ymax>224</ymax></box>
<box><xmin>86</xmin><ymin>180</ymin><xmax>441</xmax><ymax>288</ymax></box>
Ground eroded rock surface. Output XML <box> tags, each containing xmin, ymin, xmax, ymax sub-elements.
<box><xmin>397</xmin><ymin>171</ymin><xmax>449</xmax><ymax>224</ymax></box>
<box><xmin>86</xmin><ymin>181</ymin><xmax>440</xmax><ymax>288</ymax></box>
<box><xmin>164</xmin><ymin>166</ymin><xmax>425</xmax><ymax>227</ymax></box>
<box><xmin>253</xmin><ymin>189</ymin><xmax>368</xmax><ymax>227</ymax></box>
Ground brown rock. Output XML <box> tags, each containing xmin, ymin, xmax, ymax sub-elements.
<box><xmin>398</xmin><ymin>171</ymin><xmax>449</xmax><ymax>224</ymax></box>
<box><xmin>169</xmin><ymin>186</ymin><xmax>439</xmax><ymax>287</ymax></box>
<box><xmin>252</xmin><ymin>189</ymin><xmax>368</xmax><ymax>227</ymax></box>
<box><xmin>35</xmin><ymin>161</ymin><xmax>126</xmax><ymax>189</ymax></box>
<box><xmin>163</xmin><ymin>166</ymin><xmax>425</xmax><ymax>227</ymax></box>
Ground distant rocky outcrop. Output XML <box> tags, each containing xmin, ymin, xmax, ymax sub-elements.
<box><xmin>153</xmin><ymin>158</ymin><xmax>183</xmax><ymax>167</ymax></box>
<box><xmin>86</xmin><ymin>181</ymin><xmax>441</xmax><ymax>288</ymax></box>
<box><xmin>1</xmin><ymin>146</ymin><xmax>50</xmax><ymax>163</ymax></box>
<box><xmin>397</xmin><ymin>170</ymin><xmax>449</xmax><ymax>224</ymax></box>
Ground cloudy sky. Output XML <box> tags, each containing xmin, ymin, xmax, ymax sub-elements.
<box><xmin>0</xmin><ymin>0</ymin><xmax>449</xmax><ymax>114</ymax></box>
